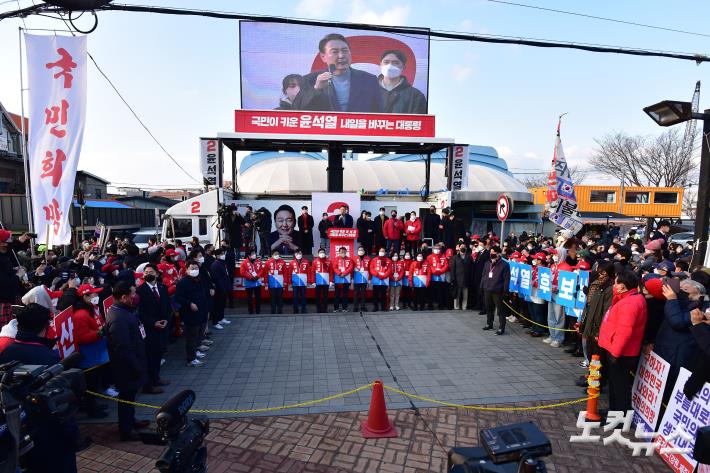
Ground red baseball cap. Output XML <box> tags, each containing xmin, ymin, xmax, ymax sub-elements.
<box><xmin>165</xmin><ymin>249</ymin><xmax>178</xmax><ymax>257</ymax></box>
<box><xmin>0</xmin><ymin>230</ymin><xmax>11</xmax><ymax>243</ymax></box>
<box><xmin>578</xmin><ymin>261</ymin><xmax>591</xmax><ymax>270</ymax></box>
<box><xmin>533</xmin><ymin>252</ymin><xmax>547</xmax><ymax>260</ymax></box>
<box><xmin>77</xmin><ymin>284</ymin><xmax>102</xmax><ymax>297</ymax></box>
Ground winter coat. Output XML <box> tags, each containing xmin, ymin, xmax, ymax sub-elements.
<box><xmin>383</xmin><ymin>217</ymin><xmax>404</xmax><ymax>241</ymax></box>
<box><xmin>598</xmin><ymin>289</ymin><xmax>648</xmax><ymax>358</ymax></box>
<box><xmin>404</xmin><ymin>218</ymin><xmax>422</xmax><ymax>241</ymax></box>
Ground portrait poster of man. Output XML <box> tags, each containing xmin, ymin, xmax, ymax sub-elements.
<box><xmin>239</xmin><ymin>22</ymin><xmax>430</xmax><ymax>114</ymax></box>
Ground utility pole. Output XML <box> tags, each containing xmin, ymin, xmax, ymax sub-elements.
<box><xmin>692</xmin><ymin>112</ymin><xmax>710</xmax><ymax>268</ymax></box>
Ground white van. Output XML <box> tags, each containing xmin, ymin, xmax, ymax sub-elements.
<box><xmin>162</xmin><ymin>189</ymin><xmax>230</xmax><ymax>247</ymax></box>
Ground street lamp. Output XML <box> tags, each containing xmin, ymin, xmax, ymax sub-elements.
<box><xmin>644</xmin><ymin>100</ymin><xmax>710</xmax><ymax>268</ymax></box>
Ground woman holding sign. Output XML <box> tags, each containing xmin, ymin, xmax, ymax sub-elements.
<box><xmin>409</xmin><ymin>253</ymin><xmax>431</xmax><ymax>311</ymax></box>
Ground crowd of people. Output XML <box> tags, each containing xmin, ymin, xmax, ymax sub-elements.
<box><xmin>1</xmin><ymin>206</ymin><xmax>709</xmax><ymax>470</ymax></box>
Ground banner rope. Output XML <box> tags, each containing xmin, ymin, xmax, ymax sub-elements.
<box><xmin>502</xmin><ymin>299</ymin><xmax>578</xmax><ymax>332</ymax></box>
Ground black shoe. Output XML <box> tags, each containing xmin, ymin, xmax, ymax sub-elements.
<box><xmin>572</xmin><ymin>351</ymin><xmax>584</xmax><ymax>357</ymax></box>
<box><xmin>564</xmin><ymin>346</ymin><xmax>577</xmax><ymax>354</ymax></box>
<box><xmin>495</xmin><ymin>330</ymin><xmax>505</xmax><ymax>335</ymax></box>
<box><xmin>478</xmin><ymin>311</ymin><xmax>487</xmax><ymax>315</ymax></box>
<box><xmin>362</xmin><ymin>307</ymin><xmax>369</xmax><ymax>312</ymax></box>
<box><xmin>482</xmin><ymin>326</ymin><xmax>493</xmax><ymax>331</ymax></box>
<box><xmin>86</xmin><ymin>409</ymin><xmax>109</xmax><ymax>419</ymax></box>
<box><xmin>120</xmin><ymin>431</ymin><xmax>142</xmax><ymax>442</ymax></box>
<box><xmin>575</xmin><ymin>376</ymin><xmax>588</xmax><ymax>388</ymax></box>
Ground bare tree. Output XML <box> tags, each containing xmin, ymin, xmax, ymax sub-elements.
<box><xmin>521</xmin><ymin>165</ymin><xmax>588</xmax><ymax>188</ymax></box>
<box><xmin>683</xmin><ymin>187</ymin><xmax>698</xmax><ymax>220</ymax></box>
<box><xmin>590</xmin><ymin>128</ymin><xmax>697</xmax><ymax>187</ymax></box>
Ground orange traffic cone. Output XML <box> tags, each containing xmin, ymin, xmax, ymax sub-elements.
<box><xmin>585</xmin><ymin>354</ymin><xmax>602</xmax><ymax>422</ymax></box>
<box><xmin>361</xmin><ymin>380</ymin><xmax>398</xmax><ymax>438</ymax></box>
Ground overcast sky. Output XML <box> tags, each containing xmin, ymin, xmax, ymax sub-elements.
<box><xmin>1</xmin><ymin>0</ymin><xmax>708</xmax><ymax>188</ymax></box>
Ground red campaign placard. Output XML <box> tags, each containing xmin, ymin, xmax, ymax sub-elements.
<box><xmin>235</xmin><ymin>110</ymin><xmax>435</xmax><ymax>138</ymax></box>
<box><xmin>54</xmin><ymin>306</ymin><xmax>77</xmax><ymax>359</ymax></box>
<box><xmin>102</xmin><ymin>295</ymin><xmax>114</xmax><ymax>317</ymax></box>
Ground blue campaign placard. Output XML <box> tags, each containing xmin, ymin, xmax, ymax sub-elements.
<box><xmin>243</xmin><ymin>277</ymin><xmax>261</xmax><ymax>288</ymax></box>
<box><xmin>518</xmin><ymin>264</ymin><xmax>532</xmax><ymax>297</ymax></box>
<box><xmin>556</xmin><ymin>270</ymin><xmax>578</xmax><ymax>308</ymax></box>
<box><xmin>576</xmin><ymin>270</ymin><xmax>590</xmax><ymax>309</ymax></box>
<box><xmin>291</xmin><ymin>273</ymin><xmax>307</xmax><ymax>287</ymax></box>
<box><xmin>315</xmin><ymin>272</ymin><xmax>330</xmax><ymax>285</ymax></box>
<box><xmin>371</xmin><ymin>276</ymin><xmax>389</xmax><ymax>286</ymax></box>
<box><xmin>267</xmin><ymin>274</ymin><xmax>284</xmax><ymax>289</ymax></box>
<box><xmin>537</xmin><ymin>266</ymin><xmax>552</xmax><ymax>301</ymax></box>
<box><xmin>413</xmin><ymin>275</ymin><xmax>427</xmax><ymax>288</ymax></box>
<box><xmin>354</xmin><ymin>269</ymin><xmax>369</xmax><ymax>284</ymax></box>
<box><xmin>431</xmin><ymin>274</ymin><xmax>443</xmax><ymax>282</ymax></box>
<box><xmin>508</xmin><ymin>261</ymin><xmax>520</xmax><ymax>293</ymax></box>
<box><xmin>334</xmin><ymin>273</ymin><xmax>351</xmax><ymax>284</ymax></box>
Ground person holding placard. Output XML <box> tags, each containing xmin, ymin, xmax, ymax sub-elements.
<box><xmin>264</xmin><ymin>249</ymin><xmax>288</xmax><ymax>314</ymax></box>
<box><xmin>370</xmin><ymin>248</ymin><xmax>393</xmax><ymax>312</ymax></box>
<box><xmin>239</xmin><ymin>249</ymin><xmax>264</xmax><ymax>315</ymax></box>
<box><xmin>352</xmin><ymin>246</ymin><xmax>371</xmax><ymax>312</ymax></box>
<box><xmin>389</xmin><ymin>253</ymin><xmax>406</xmax><ymax>310</ymax></box>
<box><xmin>288</xmin><ymin>250</ymin><xmax>311</xmax><ymax>314</ymax></box>
<box><xmin>409</xmin><ymin>253</ymin><xmax>431</xmax><ymax>310</ymax></box>
<box><xmin>400</xmin><ymin>252</ymin><xmax>413</xmax><ymax>309</ymax></box>
<box><xmin>312</xmin><ymin>248</ymin><xmax>333</xmax><ymax>313</ymax></box>
<box><xmin>333</xmin><ymin>246</ymin><xmax>354</xmax><ymax>312</ymax></box>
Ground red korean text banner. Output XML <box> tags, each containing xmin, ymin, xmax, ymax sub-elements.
<box><xmin>54</xmin><ymin>306</ymin><xmax>77</xmax><ymax>358</ymax></box>
<box><xmin>235</xmin><ymin>110</ymin><xmax>435</xmax><ymax>138</ymax></box>
<box><xmin>26</xmin><ymin>34</ymin><xmax>87</xmax><ymax>246</ymax></box>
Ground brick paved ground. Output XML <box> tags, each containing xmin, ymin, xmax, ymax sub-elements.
<box><xmin>78</xmin><ymin>399</ymin><xmax>666</xmax><ymax>472</ymax></box>
<box><xmin>76</xmin><ymin>309</ymin><xmax>669</xmax><ymax>472</ymax></box>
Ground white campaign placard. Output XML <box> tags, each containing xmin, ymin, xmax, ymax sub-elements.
<box><xmin>631</xmin><ymin>351</ymin><xmax>670</xmax><ymax>433</ymax></box>
<box><xmin>200</xmin><ymin>138</ymin><xmax>219</xmax><ymax>186</ymax></box>
<box><xmin>26</xmin><ymin>34</ymin><xmax>87</xmax><ymax>245</ymax></box>
<box><xmin>449</xmin><ymin>145</ymin><xmax>468</xmax><ymax>191</ymax></box>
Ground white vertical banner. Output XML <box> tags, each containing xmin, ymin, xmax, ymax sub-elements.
<box><xmin>26</xmin><ymin>34</ymin><xmax>87</xmax><ymax>246</ymax></box>
<box><xmin>199</xmin><ymin>138</ymin><xmax>218</xmax><ymax>185</ymax></box>
<box><xmin>449</xmin><ymin>145</ymin><xmax>468</xmax><ymax>191</ymax></box>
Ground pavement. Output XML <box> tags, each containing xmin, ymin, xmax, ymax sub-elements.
<box><xmin>75</xmin><ymin>308</ymin><xmax>668</xmax><ymax>472</ymax></box>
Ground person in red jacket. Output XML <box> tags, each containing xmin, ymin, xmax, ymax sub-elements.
<box><xmin>73</xmin><ymin>283</ymin><xmax>109</xmax><ymax>418</ymax></box>
<box><xmin>264</xmin><ymin>249</ymin><xmax>289</xmax><ymax>314</ymax></box>
<box><xmin>404</xmin><ymin>212</ymin><xmax>422</xmax><ymax>256</ymax></box>
<box><xmin>389</xmin><ymin>253</ymin><xmax>407</xmax><ymax>310</ymax></box>
<box><xmin>409</xmin><ymin>254</ymin><xmax>430</xmax><ymax>310</ymax></box>
<box><xmin>352</xmin><ymin>246</ymin><xmax>371</xmax><ymax>312</ymax></box>
<box><xmin>427</xmin><ymin>243</ymin><xmax>449</xmax><ymax>310</ymax></box>
<box><xmin>239</xmin><ymin>249</ymin><xmax>264</xmax><ymax>314</ymax></box>
<box><xmin>288</xmin><ymin>250</ymin><xmax>311</xmax><ymax>313</ymax></box>
<box><xmin>369</xmin><ymin>248</ymin><xmax>393</xmax><ymax>311</ymax></box>
<box><xmin>311</xmin><ymin>248</ymin><xmax>332</xmax><ymax>313</ymax></box>
<box><xmin>333</xmin><ymin>246</ymin><xmax>354</xmax><ymax>312</ymax></box>
<box><xmin>598</xmin><ymin>270</ymin><xmax>648</xmax><ymax>412</ymax></box>
<box><xmin>401</xmin><ymin>252</ymin><xmax>413</xmax><ymax>309</ymax></box>
<box><xmin>383</xmin><ymin>210</ymin><xmax>404</xmax><ymax>256</ymax></box>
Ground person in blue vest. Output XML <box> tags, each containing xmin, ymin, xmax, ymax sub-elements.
<box><xmin>292</xmin><ymin>33</ymin><xmax>383</xmax><ymax>113</ymax></box>
<box><xmin>105</xmin><ymin>281</ymin><xmax>150</xmax><ymax>441</ymax></box>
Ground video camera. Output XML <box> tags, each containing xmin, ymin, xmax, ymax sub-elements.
<box><xmin>0</xmin><ymin>355</ymin><xmax>85</xmax><ymax>472</ymax></box>
<box><xmin>448</xmin><ymin>422</ymin><xmax>551</xmax><ymax>473</ymax></box>
<box><xmin>153</xmin><ymin>389</ymin><xmax>209</xmax><ymax>473</ymax></box>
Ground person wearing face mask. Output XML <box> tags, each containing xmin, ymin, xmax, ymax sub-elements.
<box><xmin>423</xmin><ymin>205</ymin><xmax>441</xmax><ymax>244</ymax></box>
<box><xmin>470</xmin><ymin>240</ymin><xmax>489</xmax><ymax>314</ymax></box>
<box><xmin>450</xmin><ymin>245</ymin><xmax>473</xmax><ymax>310</ymax></box>
<box><xmin>72</xmin><ymin>284</ymin><xmax>110</xmax><ymax>418</ymax></box>
<box><xmin>389</xmin><ymin>253</ymin><xmax>406</xmax><ymax>310</ymax></box>
<box><xmin>400</xmin><ymin>253</ymin><xmax>413</xmax><ymax>309</ymax></box>
<box><xmin>353</xmin><ymin>246</ymin><xmax>371</xmax><ymax>312</ymax></box>
<box><xmin>404</xmin><ymin>211</ymin><xmax>422</xmax><ymax>257</ymax></box>
<box><xmin>409</xmin><ymin>253</ymin><xmax>431</xmax><ymax>310</ymax></box>
<box><xmin>371</xmin><ymin>208</ymin><xmax>388</xmax><ymax>254</ymax></box>
<box><xmin>382</xmin><ymin>210</ymin><xmax>403</xmax><ymax>256</ymax></box>
<box><xmin>275</xmin><ymin>73</ymin><xmax>303</xmax><ymax>110</ymax></box>
<box><xmin>209</xmin><ymin>248</ymin><xmax>232</xmax><ymax>327</ymax></box>
<box><xmin>480</xmin><ymin>246</ymin><xmax>510</xmax><ymax>335</ymax></box>
<box><xmin>136</xmin><ymin>265</ymin><xmax>172</xmax><ymax>395</ymax></box>
<box><xmin>333</xmin><ymin>247</ymin><xmax>354</xmax><ymax>312</ymax></box>
<box><xmin>312</xmin><ymin>248</ymin><xmax>333</xmax><ymax>313</ymax></box>
<box><xmin>527</xmin><ymin>254</ymin><xmax>550</xmax><ymax>339</ymax></box>
<box><xmin>239</xmin><ymin>250</ymin><xmax>264</xmax><ymax>315</ymax></box>
<box><xmin>597</xmin><ymin>271</ymin><xmax>648</xmax><ymax>412</ymax></box>
<box><xmin>175</xmin><ymin>261</ymin><xmax>210</xmax><ymax>369</ymax></box>
<box><xmin>357</xmin><ymin>210</ymin><xmax>374</xmax><ymax>256</ymax></box>
<box><xmin>105</xmin><ymin>281</ymin><xmax>151</xmax><ymax>441</ymax></box>
<box><xmin>288</xmin><ymin>250</ymin><xmax>311</xmax><ymax>313</ymax></box>
<box><xmin>427</xmin><ymin>244</ymin><xmax>450</xmax><ymax>310</ymax></box>
<box><xmin>369</xmin><ymin>248</ymin><xmax>393</xmax><ymax>312</ymax></box>
<box><xmin>297</xmin><ymin>206</ymin><xmax>315</xmax><ymax>255</ymax></box>
<box><xmin>318</xmin><ymin>212</ymin><xmax>334</xmax><ymax>254</ymax></box>
<box><xmin>264</xmin><ymin>249</ymin><xmax>288</xmax><ymax>314</ymax></box>
<box><xmin>378</xmin><ymin>50</ymin><xmax>427</xmax><ymax>114</ymax></box>
<box><xmin>220</xmin><ymin>240</ymin><xmax>237</xmax><ymax>308</ymax></box>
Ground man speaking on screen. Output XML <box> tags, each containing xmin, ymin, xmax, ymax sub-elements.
<box><xmin>293</xmin><ymin>33</ymin><xmax>383</xmax><ymax>113</ymax></box>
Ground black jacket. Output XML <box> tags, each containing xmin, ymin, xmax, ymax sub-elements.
<box><xmin>174</xmin><ymin>275</ymin><xmax>208</xmax><ymax>326</ymax></box>
<box><xmin>379</xmin><ymin>76</ymin><xmax>427</xmax><ymax>114</ymax></box>
<box><xmin>372</xmin><ymin>215</ymin><xmax>388</xmax><ymax>248</ymax></box>
<box><xmin>298</xmin><ymin>214</ymin><xmax>315</xmax><ymax>249</ymax></box>
<box><xmin>0</xmin><ymin>331</ymin><xmax>59</xmax><ymax>364</ymax></box>
<box><xmin>333</xmin><ymin>213</ymin><xmax>354</xmax><ymax>228</ymax></box>
<box><xmin>137</xmin><ymin>282</ymin><xmax>171</xmax><ymax>332</ymax></box>
<box><xmin>293</xmin><ymin>68</ymin><xmax>383</xmax><ymax>113</ymax></box>
<box><xmin>423</xmin><ymin>212</ymin><xmax>441</xmax><ymax>241</ymax></box>
<box><xmin>318</xmin><ymin>218</ymin><xmax>333</xmax><ymax>239</ymax></box>
<box><xmin>0</xmin><ymin>250</ymin><xmax>20</xmax><ymax>303</ymax></box>
<box><xmin>106</xmin><ymin>302</ymin><xmax>148</xmax><ymax>391</ymax></box>
<box><xmin>480</xmin><ymin>258</ymin><xmax>510</xmax><ymax>294</ymax></box>
<box><xmin>449</xmin><ymin>254</ymin><xmax>473</xmax><ymax>288</ymax></box>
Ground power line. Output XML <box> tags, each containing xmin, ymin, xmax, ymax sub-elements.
<box><xmin>486</xmin><ymin>0</ymin><xmax>710</xmax><ymax>39</ymax></box>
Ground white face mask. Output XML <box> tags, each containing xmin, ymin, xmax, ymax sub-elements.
<box><xmin>379</xmin><ymin>211</ymin><xmax>385</xmax><ymax>216</ymax></box>
<box><xmin>89</xmin><ymin>296</ymin><xmax>99</xmax><ymax>306</ymax></box>
<box><xmin>416</xmin><ymin>256</ymin><xmax>423</xmax><ymax>262</ymax></box>
<box><xmin>295</xmin><ymin>254</ymin><xmax>302</xmax><ymax>260</ymax></box>
<box><xmin>379</xmin><ymin>251</ymin><xmax>386</xmax><ymax>257</ymax></box>
<box><xmin>608</xmin><ymin>249</ymin><xmax>616</xmax><ymax>255</ymax></box>
<box><xmin>358</xmin><ymin>250</ymin><xmax>365</xmax><ymax>256</ymax></box>
<box><xmin>197</xmin><ymin>256</ymin><xmax>205</xmax><ymax>263</ymax></box>
<box><xmin>380</xmin><ymin>63</ymin><xmax>401</xmax><ymax>79</ymax></box>
<box><xmin>74</xmin><ymin>277</ymin><xmax>81</xmax><ymax>285</ymax></box>
<box><xmin>552</xmin><ymin>256</ymin><xmax>559</xmax><ymax>263</ymax></box>
<box><xmin>218</xmin><ymin>255</ymin><xmax>226</xmax><ymax>260</ymax></box>
<box><xmin>405</xmin><ymin>255</ymin><xmax>411</xmax><ymax>260</ymax></box>
<box><xmin>392</xmin><ymin>256</ymin><xmax>399</xmax><ymax>261</ymax></box>
<box><xmin>273</xmin><ymin>255</ymin><xmax>280</xmax><ymax>260</ymax></box>
<box><xmin>318</xmin><ymin>253</ymin><xmax>326</xmax><ymax>258</ymax></box>
<box><xmin>433</xmin><ymin>249</ymin><xmax>440</xmax><ymax>255</ymax></box>
<box><xmin>532</xmin><ymin>260</ymin><xmax>538</xmax><ymax>266</ymax></box>
<box><xmin>410</xmin><ymin>216</ymin><xmax>416</xmax><ymax>222</ymax></box>
<box><xmin>188</xmin><ymin>269</ymin><xmax>199</xmax><ymax>277</ymax></box>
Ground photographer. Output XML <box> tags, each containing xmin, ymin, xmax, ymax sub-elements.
<box><xmin>0</xmin><ymin>303</ymin><xmax>81</xmax><ymax>473</ymax></box>
<box><xmin>0</xmin><ymin>230</ymin><xmax>32</xmax><ymax>328</ymax></box>
<box><xmin>254</xmin><ymin>207</ymin><xmax>272</xmax><ymax>257</ymax></box>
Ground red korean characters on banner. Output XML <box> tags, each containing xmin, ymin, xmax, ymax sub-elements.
<box><xmin>54</xmin><ymin>306</ymin><xmax>77</xmax><ymax>359</ymax></box>
<box><xmin>235</xmin><ymin>110</ymin><xmax>435</xmax><ymax>138</ymax></box>
<box><xmin>26</xmin><ymin>34</ymin><xmax>87</xmax><ymax>246</ymax></box>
